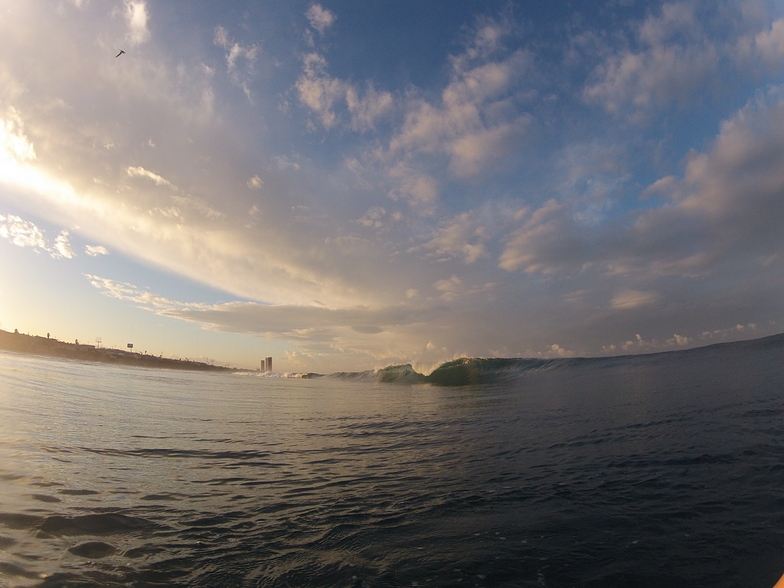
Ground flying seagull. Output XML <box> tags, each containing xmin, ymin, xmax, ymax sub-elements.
<box><xmin>115</xmin><ymin>50</ymin><xmax>125</xmax><ymax>58</ymax></box>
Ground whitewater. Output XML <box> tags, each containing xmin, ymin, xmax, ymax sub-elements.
<box><xmin>1</xmin><ymin>334</ymin><xmax>784</xmax><ymax>587</ymax></box>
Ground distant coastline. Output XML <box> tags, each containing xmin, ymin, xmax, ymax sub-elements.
<box><xmin>0</xmin><ymin>329</ymin><xmax>233</xmax><ymax>372</ymax></box>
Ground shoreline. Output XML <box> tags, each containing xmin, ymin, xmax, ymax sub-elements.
<box><xmin>0</xmin><ymin>329</ymin><xmax>233</xmax><ymax>372</ymax></box>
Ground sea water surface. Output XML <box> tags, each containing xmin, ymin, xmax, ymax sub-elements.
<box><xmin>1</xmin><ymin>336</ymin><xmax>784</xmax><ymax>587</ymax></box>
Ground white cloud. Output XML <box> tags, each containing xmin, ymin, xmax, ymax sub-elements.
<box><xmin>499</xmin><ymin>199</ymin><xmax>583</xmax><ymax>274</ymax></box>
<box><xmin>584</xmin><ymin>2</ymin><xmax>719</xmax><ymax>116</ymax></box>
<box><xmin>500</xmin><ymin>84</ymin><xmax>784</xmax><ymax>282</ymax></box>
<box><xmin>126</xmin><ymin>165</ymin><xmax>172</xmax><ymax>187</ymax></box>
<box><xmin>700</xmin><ymin>323</ymin><xmax>757</xmax><ymax>341</ymax></box>
<box><xmin>421</xmin><ymin>212</ymin><xmax>486</xmax><ymax>264</ymax></box>
<box><xmin>306</xmin><ymin>4</ymin><xmax>336</xmax><ymax>34</ymax></box>
<box><xmin>296</xmin><ymin>53</ymin><xmax>392</xmax><ymax>131</ymax></box>
<box><xmin>357</xmin><ymin>206</ymin><xmax>387</xmax><ymax>229</ymax></box>
<box><xmin>346</xmin><ymin>84</ymin><xmax>394</xmax><ymax>132</ymax></box>
<box><xmin>272</xmin><ymin>155</ymin><xmax>301</xmax><ymax>171</ymax></box>
<box><xmin>296</xmin><ymin>53</ymin><xmax>343</xmax><ymax>129</ymax></box>
<box><xmin>247</xmin><ymin>175</ymin><xmax>263</xmax><ymax>189</ymax></box>
<box><xmin>0</xmin><ymin>215</ymin><xmax>77</xmax><ymax>260</ymax></box>
<box><xmin>213</xmin><ymin>26</ymin><xmax>259</xmax><ymax>101</ymax></box>
<box><xmin>546</xmin><ymin>343</ymin><xmax>574</xmax><ymax>357</ymax></box>
<box><xmin>86</xmin><ymin>274</ymin><xmax>210</xmax><ymax>311</ymax></box>
<box><xmin>85</xmin><ymin>273</ymin><xmax>458</xmax><ymax>366</ymax></box>
<box><xmin>85</xmin><ymin>244</ymin><xmax>109</xmax><ymax>256</ymax></box>
<box><xmin>387</xmin><ymin>29</ymin><xmax>532</xmax><ymax>178</ymax></box>
<box><xmin>449</xmin><ymin>119</ymin><xmax>530</xmax><ymax>178</ymax></box>
<box><xmin>754</xmin><ymin>18</ymin><xmax>784</xmax><ymax>67</ymax></box>
<box><xmin>665</xmin><ymin>333</ymin><xmax>691</xmax><ymax>347</ymax></box>
<box><xmin>433</xmin><ymin>275</ymin><xmax>463</xmax><ymax>302</ymax></box>
<box><xmin>388</xmin><ymin>163</ymin><xmax>439</xmax><ymax>210</ymax></box>
<box><xmin>124</xmin><ymin>1</ymin><xmax>150</xmax><ymax>46</ymax></box>
<box><xmin>610</xmin><ymin>289</ymin><xmax>660</xmax><ymax>310</ymax></box>
<box><xmin>171</xmin><ymin>195</ymin><xmax>224</xmax><ymax>220</ymax></box>
<box><xmin>53</xmin><ymin>230</ymin><xmax>75</xmax><ymax>259</ymax></box>
<box><xmin>737</xmin><ymin>18</ymin><xmax>784</xmax><ymax>71</ymax></box>
<box><xmin>0</xmin><ymin>214</ymin><xmax>48</xmax><ymax>250</ymax></box>
<box><xmin>0</xmin><ymin>107</ymin><xmax>36</xmax><ymax>164</ymax></box>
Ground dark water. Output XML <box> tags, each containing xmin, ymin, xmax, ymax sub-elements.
<box><xmin>1</xmin><ymin>336</ymin><xmax>784</xmax><ymax>587</ymax></box>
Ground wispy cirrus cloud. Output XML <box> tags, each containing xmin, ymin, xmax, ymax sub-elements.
<box><xmin>214</xmin><ymin>25</ymin><xmax>259</xmax><ymax>101</ymax></box>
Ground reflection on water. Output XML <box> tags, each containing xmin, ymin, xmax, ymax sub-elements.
<box><xmin>1</xmin><ymin>343</ymin><xmax>784</xmax><ymax>587</ymax></box>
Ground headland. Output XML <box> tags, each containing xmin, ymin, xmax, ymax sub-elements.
<box><xmin>0</xmin><ymin>328</ymin><xmax>233</xmax><ymax>372</ymax></box>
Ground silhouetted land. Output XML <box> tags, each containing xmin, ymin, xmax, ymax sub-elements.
<box><xmin>0</xmin><ymin>329</ymin><xmax>233</xmax><ymax>372</ymax></box>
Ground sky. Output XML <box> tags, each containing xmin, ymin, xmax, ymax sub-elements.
<box><xmin>1</xmin><ymin>0</ymin><xmax>784</xmax><ymax>372</ymax></box>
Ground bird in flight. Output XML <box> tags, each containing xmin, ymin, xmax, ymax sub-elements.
<box><xmin>115</xmin><ymin>50</ymin><xmax>125</xmax><ymax>58</ymax></box>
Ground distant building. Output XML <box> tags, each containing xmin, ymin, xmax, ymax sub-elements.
<box><xmin>266</xmin><ymin>357</ymin><xmax>272</xmax><ymax>372</ymax></box>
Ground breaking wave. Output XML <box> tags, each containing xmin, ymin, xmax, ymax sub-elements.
<box><xmin>325</xmin><ymin>333</ymin><xmax>784</xmax><ymax>386</ymax></box>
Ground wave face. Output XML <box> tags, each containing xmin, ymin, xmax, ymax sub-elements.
<box><xmin>328</xmin><ymin>332</ymin><xmax>784</xmax><ymax>386</ymax></box>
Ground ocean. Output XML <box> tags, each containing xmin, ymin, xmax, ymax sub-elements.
<box><xmin>1</xmin><ymin>335</ymin><xmax>784</xmax><ymax>587</ymax></box>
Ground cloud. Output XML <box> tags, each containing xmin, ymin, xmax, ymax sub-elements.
<box><xmin>124</xmin><ymin>0</ymin><xmax>150</xmax><ymax>46</ymax></box>
<box><xmin>700</xmin><ymin>323</ymin><xmax>757</xmax><ymax>342</ymax></box>
<box><xmin>213</xmin><ymin>26</ymin><xmax>259</xmax><ymax>101</ymax></box>
<box><xmin>421</xmin><ymin>212</ymin><xmax>486</xmax><ymax>264</ymax></box>
<box><xmin>0</xmin><ymin>214</ymin><xmax>75</xmax><ymax>259</ymax></box>
<box><xmin>0</xmin><ymin>105</ymin><xmax>373</xmax><ymax>308</ymax></box>
<box><xmin>296</xmin><ymin>53</ymin><xmax>343</xmax><ymax>129</ymax></box>
<box><xmin>433</xmin><ymin>275</ymin><xmax>463</xmax><ymax>302</ymax></box>
<box><xmin>271</xmin><ymin>155</ymin><xmax>301</xmax><ymax>171</ymax></box>
<box><xmin>85</xmin><ymin>244</ymin><xmax>109</xmax><ymax>256</ymax></box>
<box><xmin>501</xmin><ymin>84</ymin><xmax>784</xmax><ymax>281</ymax></box>
<box><xmin>431</xmin><ymin>275</ymin><xmax>494</xmax><ymax>303</ymax></box>
<box><xmin>3</xmin><ymin>2</ymin><xmax>784</xmax><ymax>370</ymax></box>
<box><xmin>546</xmin><ymin>343</ymin><xmax>574</xmax><ymax>358</ymax></box>
<box><xmin>346</xmin><ymin>84</ymin><xmax>394</xmax><ymax>132</ymax></box>
<box><xmin>499</xmin><ymin>199</ymin><xmax>588</xmax><ymax>274</ymax></box>
<box><xmin>610</xmin><ymin>289</ymin><xmax>660</xmax><ymax>310</ymax></box>
<box><xmin>126</xmin><ymin>165</ymin><xmax>172</xmax><ymax>187</ymax></box>
<box><xmin>0</xmin><ymin>214</ymin><xmax>48</xmax><ymax>250</ymax></box>
<box><xmin>296</xmin><ymin>53</ymin><xmax>393</xmax><ymax>131</ymax></box>
<box><xmin>0</xmin><ymin>107</ymin><xmax>36</xmax><ymax>163</ymax></box>
<box><xmin>389</xmin><ymin>43</ymin><xmax>532</xmax><ymax>176</ymax></box>
<box><xmin>306</xmin><ymin>4</ymin><xmax>336</xmax><ymax>34</ymax></box>
<box><xmin>357</xmin><ymin>206</ymin><xmax>387</xmax><ymax>229</ymax></box>
<box><xmin>86</xmin><ymin>274</ymin><xmax>210</xmax><ymax>311</ymax></box>
<box><xmin>655</xmin><ymin>85</ymin><xmax>784</xmax><ymax>256</ymax></box>
<box><xmin>388</xmin><ymin>163</ymin><xmax>439</xmax><ymax>210</ymax></box>
<box><xmin>85</xmin><ymin>273</ymin><xmax>457</xmax><ymax>365</ymax></box>
<box><xmin>584</xmin><ymin>2</ymin><xmax>719</xmax><ymax>116</ymax></box>
<box><xmin>449</xmin><ymin>119</ymin><xmax>530</xmax><ymax>178</ymax></box>
<box><xmin>736</xmin><ymin>17</ymin><xmax>784</xmax><ymax>71</ymax></box>
<box><xmin>53</xmin><ymin>230</ymin><xmax>75</xmax><ymax>259</ymax></box>
<box><xmin>753</xmin><ymin>18</ymin><xmax>784</xmax><ymax>67</ymax></box>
